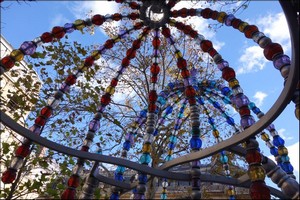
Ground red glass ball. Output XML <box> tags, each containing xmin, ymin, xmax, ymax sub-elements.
<box><xmin>190</xmin><ymin>30</ymin><xmax>198</xmax><ymax>38</ymax></box>
<box><xmin>126</xmin><ymin>48</ymin><xmax>136</xmax><ymax>59</ymax></box>
<box><xmin>111</xmin><ymin>78</ymin><xmax>118</xmax><ymax>87</ymax></box>
<box><xmin>244</xmin><ymin>25</ymin><xmax>259</xmax><ymax>38</ymax></box>
<box><xmin>239</xmin><ymin>107</ymin><xmax>251</xmax><ymax>116</ymax></box>
<box><xmin>211</xmin><ymin>11</ymin><xmax>219</xmax><ymax>20</ymax></box>
<box><xmin>41</xmin><ymin>32</ymin><xmax>53</xmax><ymax>43</ymax></box>
<box><xmin>15</xmin><ymin>145</ymin><xmax>31</xmax><ymax>157</ymax></box>
<box><xmin>91</xmin><ymin>15</ymin><xmax>105</xmax><ymax>26</ymax></box>
<box><xmin>51</xmin><ymin>26</ymin><xmax>65</xmax><ymax>39</ymax></box>
<box><xmin>133</xmin><ymin>22</ymin><xmax>143</xmax><ymax>30</ymax></box>
<box><xmin>61</xmin><ymin>188</ymin><xmax>76</xmax><ymax>199</ymax></box>
<box><xmin>40</xmin><ymin>106</ymin><xmax>52</xmax><ymax>118</ymax></box>
<box><xmin>222</xmin><ymin>67</ymin><xmax>236</xmax><ymax>81</ymax></box>
<box><xmin>112</xmin><ymin>13</ymin><xmax>122</xmax><ymax>21</ymax></box>
<box><xmin>1</xmin><ymin>169</ymin><xmax>17</xmax><ymax>183</ymax></box>
<box><xmin>151</xmin><ymin>76</ymin><xmax>158</xmax><ymax>83</ymax></box>
<box><xmin>179</xmin><ymin>8</ymin><xmax>188</xmax><ymax>18</ymax></box>
<box><xmin>185</xmin><ymin>86</ymin><xmax>196</xmax><ymax>98</ymax></box>
<box><xmin>183</xmin><ymin>25</ymin><xmax>192</xmax><ymax>35</ymax></box>
<box><xmin>250</xmin><ymin>181</ymin><xmax>270</xmax><ymax>200</ymax></box>
<box><xmin>129</xmin><ymin>2</ymin><xmax>140</xmax><ymax>9</ymax></box>
<box><xmin>188</xmin><ymin>97</ymin><xmax>197</xmax><ymax>105</ymax></box>
<box><xmin>208</xmin><ymin>48</ymin><xmax>217</xmax><ymax>57</ymax></box>
<box><xmin>201</xmin><ymin>8</ymin><xmax>212</xmax><ymax>19</ymax></box>
<box><xmin>101</xmin><ymin>94</ymin><xmax>111</xmax><ymax>106</ymax></box>
<box><xmin>246</xmin><ymin>150</ymin><xmax>262</xmax><ymax>164</ymax></box>
<box><xmin>200</xmin><ymin>40</ymin><xmax>213</xmax><ymax>52</ymax></box>
<box><xmin>104</xmin><ymin>39</ymin><xmax>115</xmax><ymax>49</ymax></box>
<box><xmin>142</xmin><ymin>27</ymin><xmax>151</xmax><ymax>35</ymax></box>
<box><xmin>1</xmin><ymin>56</ymin><xmax>15</xmax><ymax>70</ymax></box>
<box><xmin>81</xmin><ymin>146</ymin><xmax>89</xmax><ymax>152</ymax></box>
<box><xmin>263</xmin><ymin>43</ymin><xmax>283</xmax><ymax>61</ymax></box>
<box><xmin>172</xmin><ymin>10</ymin><xmax>179</xmax><ymax>18</ymax></box>
<box><xmin>35</xmin><ymin>116</ymin><xmax>46</xmax><ymax>126</ymax></box>
<box><xmin>84</xmin><ymin>56</ymin><xmax>95</xmax><ymax>67</ymax></box>
<box><xmin>175</xmin><ymin>22</ymin><xmax>184</xmax><ymax>31</ymax></box>
<box><xmin>149</xmin><ymin>90</ymin><xmax>157</xmax><ymax>102</ymax></box>
<box><xmin>162</xmin><ymin>27</ymin><xmax>171</xmax><ymax>37</ymax></box>
<box><xmin>129</xmin><ymin>13</ymin><xmax>139</xmax><ymax>20</ymax></box>
<box><xmin>181</xmin><ymin>69</ymin><xmax>190</xmax><ymax>78</ymax></box>
<box><xmin>132</xmin><ymin>39</ymin><xmax>142</xmax><ymax>49</ymax></box>
<box><xmin>189</xmin><ymin>9</ymin><xmax>196</xmax><ymax>16</ymax></box>
<box><xmin>152</xmin><ymin>38</ymin><xmax>161</xmax><ymax>48</ymax></box>
<box><xmin>148</xmin><ymin>103</ymin><xmax>156</xmax><ymax>112</ymax></box>
<box><xmin>177</xmin><ymin>58</ymin><xmax>187</xmax><ymax>69</ymax></box>
<box><xmin>167</xmin><ymin>1</ymin><xmax>176</xmax><ymax>8</ymax></box>
<box><xmin>232</xmin><ymin>19</ymin><xmax>242</xmax><ymax>29</ymax></box>
<box><xmin>65</xmin><ymin>75</ymin><xmax>77</xmax><ymax>85</ymax></box>
<box><xmin>122</xmin><ymin>57</ymin><xmax>130</xmax><ymax>67</ymax></box>
<box><xmin>151</xmin><ymin>63</ymin><xmax>160</xmax><ymax>75</ymax></box>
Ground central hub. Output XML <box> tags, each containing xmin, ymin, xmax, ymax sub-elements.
<box><xmin>140</xmin><ymin>0</ymin><xmax>170</xmax><ymax>29</ymax></box>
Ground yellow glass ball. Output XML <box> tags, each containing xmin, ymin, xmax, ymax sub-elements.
<box><xmin>162</xmin><ymin>188</ymin><xmax>167</xmax><ymax>193</ymax></box>
<box><xmin>168</xmin><ymin>150</ymin><xmax>173</xmax><ymax>155</ymax></box>
<box><xmin>78</xmin><ymin>65</ymin><xmax>87</xmax><ymax>72</ymax></box>
<box><xmin>112</xmin><ymin>35</ymin><xmax>121</xmax><ymax>42</ymax></box>
<box><xmin>213</xmin><ymin>130</ymin><xmax>219</xmax><ymax>138</ymax></box>
<box><xmin>169</xmin><ymin>19</ymin><xmax>176</xmax><ymax>26</ymax></box>
<box><xmin>91</xmin><ymin>50</ymin><xmax>101</xmax><ymax>60</ymax></box>
<box><xmin>142</xmin><ymin>143</ymin><xmax>152</xmax><ymax>153</ymax></box>
<box><xmin>278</xmin><ymin>146</ymin><xmax>288</xmax><ymax>155</ymax></box>
<box><xmin>229</xmin><ymin>78</ymin><xmax>239</xmax><ymax>88</ymax></box>
<box><xmin>202</xmin><ymin>80</ymin><xmax>208</xmax><ymax>87</ymax></box>
<box><xmin>105</xmin><ymin>86</ymin><xmax>115</xmax><ymax>95</ymax></box>
<box><xmin>217</xmin><ymin>12</ymin><xmax>227</xmax><ymax>23</ymax></box>
<box><xmin>227</xmin><ymin>189</ymin><xmax>235</xmax><ymax>196</ymax></box>
<box><xmin>238</xmin><ymin>22</ymin><xmax>249</xmax><ymax>32</ymax></box>
<box><xmin>203</xmin><ymin>108</ymin><xmax>209</xmax><ymax>115</ymax></box>
<box><xmin>138</xmin><ymin>34</ymin><xmax>146</xmax><ymax>41</ymax></box>
<box><xmin>10</xmin><ymin>49</ymin><xmax>24</xmax><ymax>62</ymax></box>
<box><xmin>74</xmin><ymin>19</ymin><xmax>86</xmax><ymax>30</ymax></box>
<box><xmin>260</xmin><ymin>132</ymin><xmax>269</xmax><ymax>141</ymax></box>
<box><xmin>131</xmin><ymin>122</ymin><xmax>139</xmax><ymax>129</ymax></box>
<box><xmin>175</xmin><ymin>51</ymin><xmax>183</xmax><ymax>59</ymax></box>
<box><xmin>248</xmin><ymin>165</ymin><xmax>266</xmax><ymax>181</ymax></box>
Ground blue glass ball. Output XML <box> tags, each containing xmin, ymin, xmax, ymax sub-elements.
<box><xmin>270</xmin><ymin>147</ymin><xmax>278</xmax><ymax>156</ymax></box>
<box><xmin>190</xmin><ymin>137</ymin><xmax>202</xmax><ymax>149</ymax></box>
<box><xmin>139</xmin><ymin>153</ymin><xmax>151</xmax><ymax>164</ymax></box>
<box><xmin>123</xmin><ymin>141</ymin><xmax>131</xmax><ymax>151</ymax></box>
<box><xmin>110</xmin><ymin>193</ymin><xmax>119</xmax><ymax>200</ymax></box>
<box><xmin>273</xmin><ymin>135</ymin><xmax>285</xmax><ymax>147</ymax></box>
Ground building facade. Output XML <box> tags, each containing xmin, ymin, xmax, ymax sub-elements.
<box><xmin>0</xmin><ymin>35</ymin><xmax>42</xmax><ymax>199</ymax></box>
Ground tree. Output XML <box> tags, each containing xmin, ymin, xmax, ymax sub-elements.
<box><xmin>1</xmin><ymin>1</ymin><xmax>250</xmax><ymax>199</ymax></box>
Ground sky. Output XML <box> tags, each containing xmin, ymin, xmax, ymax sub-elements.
<box><xmin>1</xmin><ymin>0</ymin><xmax>299</xmax><ymax>191</ymax></box>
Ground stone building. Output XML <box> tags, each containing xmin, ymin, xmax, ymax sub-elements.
<box><xmin>0</xmin><ymin>35</ymin><xmax>42</xmax><ymax>199</ymax></box>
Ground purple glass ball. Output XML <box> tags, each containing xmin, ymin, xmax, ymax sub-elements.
<box><xmin>20</xmin><ymin>41</ymin><xmax>36</xmax><ymax>55</ymax></box>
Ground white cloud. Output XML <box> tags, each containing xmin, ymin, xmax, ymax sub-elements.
<box><xmin>237</xmin><ymin>45</ymin><xmax>266</xmax><ymax>74</ymax></box>
<box><xmin>253</xmin><ymin>91</ymin><xmax>267</xmax><ymax>107</ymax></box>
<box><xmin>67</xmin><ymin>1</ymin><xmax>121</xmax><ymax>35</ymax></box>
<box><xmin>237</xmin><ymin>12</ymin><xmax>290</xmax><ymax>74</ymax></box>
<box><xmin>50</xmin><ymin>14</ymin><xmax>70</xmax><ymax>29</ymax></box>
<box><xmin>68</xmin><ymin>1</ymin><xmax>119</xmax><ymax>20</ymax></box>
<box><xmin>256</xmin><ymin>12</ymin><xmax>290</xmax><ymax>51</ymax></box>
<box><xmin>277</xmin><ymin>128</ymin><xmax>293</xmax><ymax>140</ymax></box>
<box><xmin>287</xmin><ymin>142</ymin><xmax>299</xmax><ymax>180</ymax></box>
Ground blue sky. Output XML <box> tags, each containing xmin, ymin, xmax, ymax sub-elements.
<box><xmin>1</xmin><ymin>0</ymin><xmax>298</xmax><ymax>187</ymax></box>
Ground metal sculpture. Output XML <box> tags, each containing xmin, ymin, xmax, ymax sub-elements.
<box><xmin>0</xmin><ymin>0</ymin><xmax>299</xmax><ymax>199</ymax></box>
